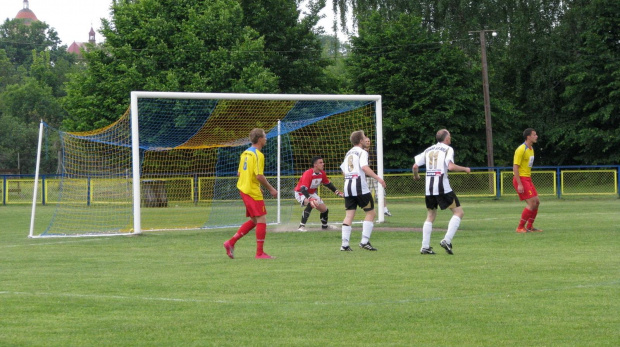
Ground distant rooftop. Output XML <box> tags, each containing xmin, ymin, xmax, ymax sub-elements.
<box><xmin>15</xmin><ymin>0</ymin><xmax>38</xmax><ymax>25</ymax></box>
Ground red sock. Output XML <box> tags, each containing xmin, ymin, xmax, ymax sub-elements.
<box><xmin>229</xmin><ymin>220</ymin><xmax>256</xmax><ymax>246</ymax></box>
<box><xmin>527</xmin><ymin>209</ymin><xmax>538</xmax><ymax>229</ymax></box>
<box><xmin>519</xmin><ymin>208</ymin><xmax>532</xmax><ymax>228</ymax></box>
<box><xmin>255</xmin><ymin>223</ymin><xmax>267</xmax><ymax>255</ymax></box>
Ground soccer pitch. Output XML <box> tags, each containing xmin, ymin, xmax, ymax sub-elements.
<box><xmin>1</xmin><ymin>198</ymin><xmax>618</xmax><ymax>346</ymax></box>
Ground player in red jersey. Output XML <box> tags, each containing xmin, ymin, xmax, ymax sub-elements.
<box><xmin>294</xmin><ymin>156</ymin><xmax>344</xmax><ymax>231</ymax></box>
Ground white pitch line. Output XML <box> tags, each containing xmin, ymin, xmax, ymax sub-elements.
<box><xmin>0</xmin><ymin>238</ymin><xmax>105</xmax><ymax>249</ymax></box>
<box><xmin>1</xmin><ymin>280</ymin><xmax>617</xmax><ymax>305</ymax></box>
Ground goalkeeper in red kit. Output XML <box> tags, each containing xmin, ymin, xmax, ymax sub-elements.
<box><xmin>513</xmin><ymin>128</ymin><xmax>543</xmax><ymax>233</ymax></box>
<box><xmin>294</xmin><ymin>156</ymin><xmax>344</xmax><ymax>231</ymax></box>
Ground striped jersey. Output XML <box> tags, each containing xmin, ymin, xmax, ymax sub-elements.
<box><xmin>236</xmin><ymin>146</ymin><xmax>265</xmax><ymax>200</ymax></box>
<box><xmin>414</xmin><ymin>142</ymin><xmax>454</xmax><ymax>196</ymax></box>
<box><xmin>513</xmin><ymin>143</ymin><xmax>534</xmax><ymax>177</ymax></box>
<box><xmin>340</xmin><ymin>146</ymin><xmax>370</xmax><ymax>197</ymax></box>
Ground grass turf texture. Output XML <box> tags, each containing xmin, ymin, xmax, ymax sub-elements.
<box><xmin>1</xmin><ymin>198</ymin><xmax>619</xmax><ymax>346</ymax></box>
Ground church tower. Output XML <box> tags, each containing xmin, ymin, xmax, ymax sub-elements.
<box><xmin>89</xmin><ymin>27</ymin><xmax>96</xmax><ymax>44</ymax></box>
<box><xmin>15</xmin><ymin>0</ymin><xmax>38</xmax><ymax>25</ymax></box>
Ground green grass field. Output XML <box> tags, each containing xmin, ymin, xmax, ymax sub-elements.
<box><xmin>1</xmin><ymin>198</ymin><xmax>619</xmax><ymax>346</ymax></box>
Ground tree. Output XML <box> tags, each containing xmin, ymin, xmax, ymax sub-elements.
<box><xmin>238</xmin><ymin>0</ymin><xmax>331</xmax><ymax>93</ymax></box>
<box><xmin>0</xmin><ymin>114</ymin><xmax>43</xmax><ymax>173</ymax></box>
<box><xmin>318</xmin><ymin>34</ymin><xmax>352</xmax><ymax>93</ymax></box>
<box><xmin>0</xmin><ymin>19</ymin><xmax>62</xmax><ymax>67</ymax></box>
<box><xmin>347</xmin><ymin>12</ymin><xmax>486</xmax><ymax>168</ymax></box>
<box><xmin>30</xmin><ymin>50</ymin><xmax>80</xmax><ymax>98</ymax></box>
<box><xmin>63</xmin><ymin>0</ymin><xmax>279</xmax><ymax>131</ymax></box>
<box><xmin>1</xmin><ymin>77</ymin><xmax>65</xmax><ymax>126</ymax></box>
<box><xmin>328</xmin><ymin>1</ymin><xmax>565</xmax><ymax>166</ymax></box>
<box><xmin>0</xmin><ymin>19</ymin><xmax>78</xmax><ymax>174</ymax></box>
<box><xmin>0</xmin><ymin>49</ymin><xmax>21</xmax><ymax>90</ymax></box>
<box><xmin>554</xmin><ymin>0</ymin><xmax>620</xmax><ymax>164</ymax></box>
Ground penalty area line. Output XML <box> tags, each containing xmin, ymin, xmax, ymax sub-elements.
<box><xmin>0</xmin><ymin>238</ymin><xmax>105</xmax><ymax>249</ymax></box>
<box><xmin>1</xmin><ymin>280</ymin><xmax>617</xmax><ymax>306</ymax></box>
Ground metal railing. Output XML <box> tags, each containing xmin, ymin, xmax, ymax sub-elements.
<box><xmin>2</xmin><ymin>166</ymin><xmax>618</xmax><ymax>205</ymax></box>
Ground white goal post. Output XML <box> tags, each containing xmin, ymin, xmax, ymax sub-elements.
<box><xmin>29</xmin><ymin>92</ymin><xmax>384</xmax><ymax>237</ymax></box>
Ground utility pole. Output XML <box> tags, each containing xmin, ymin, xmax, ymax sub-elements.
<box><xmin>469</xmin><ymin>30</ymin><xmax>497</xmax><ymax>169</ymax></box>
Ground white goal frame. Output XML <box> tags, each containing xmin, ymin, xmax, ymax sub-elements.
<box><xmin>29</xmin><ymin>92</ymin><xmax>384</xmax><ymax>237</ymax></box>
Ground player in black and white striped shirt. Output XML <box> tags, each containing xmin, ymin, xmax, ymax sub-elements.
<box><xmin>412</xmin><ymin>129</ymin><xmax>470</xmax><ymax>255</ymax></box>
<box><xmin>339</xmin><ymin>130</ymin><xmax>386</xmax><ymax>251</ymax></box>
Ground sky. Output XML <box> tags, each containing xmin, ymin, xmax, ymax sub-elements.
<box><xmin>1</xmin><ymin>0</ymin><xmax>113</xmax><ymax>46</ymax></box>
<box><xmin>0</xmin><ymin>0</ymin><xmax>345</xmax><ymax>47</ymax></box>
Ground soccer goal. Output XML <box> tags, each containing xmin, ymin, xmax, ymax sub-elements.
<box><xmin>29</xmin><ymin>92</ymin><xmax>384</xmax><ymax>238</ymax></box>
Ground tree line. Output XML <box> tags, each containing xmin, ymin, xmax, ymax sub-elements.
<box><xmin>0</xmin><ymin>0</ymin><xmax>618</xmax><ymax>174</ymax></box>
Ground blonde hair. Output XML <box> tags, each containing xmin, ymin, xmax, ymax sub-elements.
<box><xmin>249</xmin><ymin>128</ymin><xmax>265</xmax><ymax>144</ymax></box>
<box><xmin>350</xmin><ymin>130</ymin><xmax>366</xmax><ymax>146</ymax></box>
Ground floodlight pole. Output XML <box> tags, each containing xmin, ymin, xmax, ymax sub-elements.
<box><xmin>470</xmin><ymin>30</ymin><xmax>497</xmax><ymax>169</ymax></box>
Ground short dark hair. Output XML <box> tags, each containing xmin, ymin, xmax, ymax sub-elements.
<box><xmin>523</xmin><ymin>128</ymin><xmax>535</xmax><ymax>140</ymax></box>
<box><xmin>436</xmin><ymin>129</ymin><xmax>450</xmax><ymax>142</ymax></box>
<box><xmin>311</xmin><ymin>156</ymin><xmax>322</xmax><ymax>167</ymax></box>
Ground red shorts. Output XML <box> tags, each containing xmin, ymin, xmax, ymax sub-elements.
<box><xmin>513</xmin><ymin>176</ymin><xmax>538</xmax><ymax>201</ymax></box>
<box><xmin>240</xmin><ymin>191</ymin><xmax>267</xmax><ymax>217</ymax></box>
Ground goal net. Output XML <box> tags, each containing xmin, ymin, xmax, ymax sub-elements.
<box><xmin>29</xmin><ymin>92</ymin><xmax>383</xmax><ymax>237</ymax></box>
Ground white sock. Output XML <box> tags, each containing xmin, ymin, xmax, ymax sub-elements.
<box><xmin>341</xmin><ymin>224</ymin><xmax>352</xmax><ymax>247</ymax></box>
<box><xmin>384</xmin><ymin>207</ymin><xmax>389</xmax><ymax>212</ymax></box>
<box><xmin>444</xmin><ymin>216</ymin><xmax>461</xmax><ymax>244</ymax></box>
<box><xmin>422</xmin><ymin>222</ymin><xmax>433</xmax><ymax>249</ymax></box>
<box><xmin>361</xmin><ymin>221</ymin><xmax>374</xmax><ymax>244</ymax></box>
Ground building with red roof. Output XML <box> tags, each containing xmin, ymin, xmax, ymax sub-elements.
<box><xmin>13</xmin><ymin>0</ymin><xmax>98</xmax><ymax>57</ymax></box>
<box><xmin>15</xmin><ymin>0</ymin><xmax>38</xmax><ymax>25</ymax></box>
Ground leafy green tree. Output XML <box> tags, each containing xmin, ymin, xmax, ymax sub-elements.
<box><xmin>553</xmin><ymin>0</ymin><xmax>620</xmax><ymax>164</ymax></box>
<box><xmin>0</xmin><ymin>114</ymin><xmax>42</xmax><ymax>173</ymax></box>
<box><xmin>333</xmin><ymin>1</ymin><xmax>607</xmax><ymax>167</ymax></box>
<box><xmin>63</xmin><ymin>0</ymin><xmax>278</xmax><ymax>131</ymax></box>
<box><xmin>0</xmin><ymin>19</ymin><xmax>62</xmax><ymax>67</ymax></box>
<box><xmin>30</xmin><ymin>50</ymin><xmax>79</xmax><ymax>98</ymax></box>
<box><xmin>347</xmin><ymin>12</ymin><xmax>486</xmax><ymax>168</ymax></box>
<box><xmin>0</xmin><ymin>49</ymin><xmax>21</xmax><ymax>90</ymax></box>
<box><xmin>0</xmin><ymin>19</ymin><xmax>76</xmax><ymax>174</ymax></box>
<box><xmin>1</xmin><ymin>77</ymin><xmax>65</xmax><ymax>126</ymax></box>
<box><xmin>482</xmin><ymin>1</ymin><xmax>570</xmax><ymax>166</ymax></box>
<box><xmin>238</xmin><ymin>0</ymin><xmax>331</xmax><ymax>93</ymax></box>
<box><xmin>319</xmin><ymin>35</ymin><xmax>352</xmax><ymax>93</ymax></box>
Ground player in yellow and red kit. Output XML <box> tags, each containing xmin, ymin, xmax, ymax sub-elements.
<box><xmin>513</xmin><ymin>128</ymin><xmax>543</xmax><ymax>233</ymax></box>
<box><xmin>223</xmin><ymin>128</ymin><xmax>278</xmax><ymax>259</ymax></box>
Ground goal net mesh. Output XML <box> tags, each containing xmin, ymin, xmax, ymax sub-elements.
<box><xmin>33</xmin><ymin>96</ymin><xmax>377</xmax><ymax>237</ymax></box>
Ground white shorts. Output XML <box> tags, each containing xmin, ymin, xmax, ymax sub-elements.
<box><xmin>294</xmin><ymin>191</ymin><xmax>324</xmax><ymax>206</ymax></box>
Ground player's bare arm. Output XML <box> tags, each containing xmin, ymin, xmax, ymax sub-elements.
<box><xmin>412</xmin><ymin>163</ymin><xmax>420</xmax><ymax>180</ymax></box>
<box><xmin>512</xmin><ymin>164</ymin><xmax>524</xmax><ymax>193</ymax></box>
<box><xmin>257</xmin><ymin>174</ymin><xmax>278</xmax><ymax>197</ymax></box>
<box><xmin>448</xmin><ymin>162</ymin><xmax>471</xmax><ymax>173</ymax></box>
<box><xmin>362</xmin><ymin>166</ymin><xmax>386</xmax><ymax>188</ymax></box>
